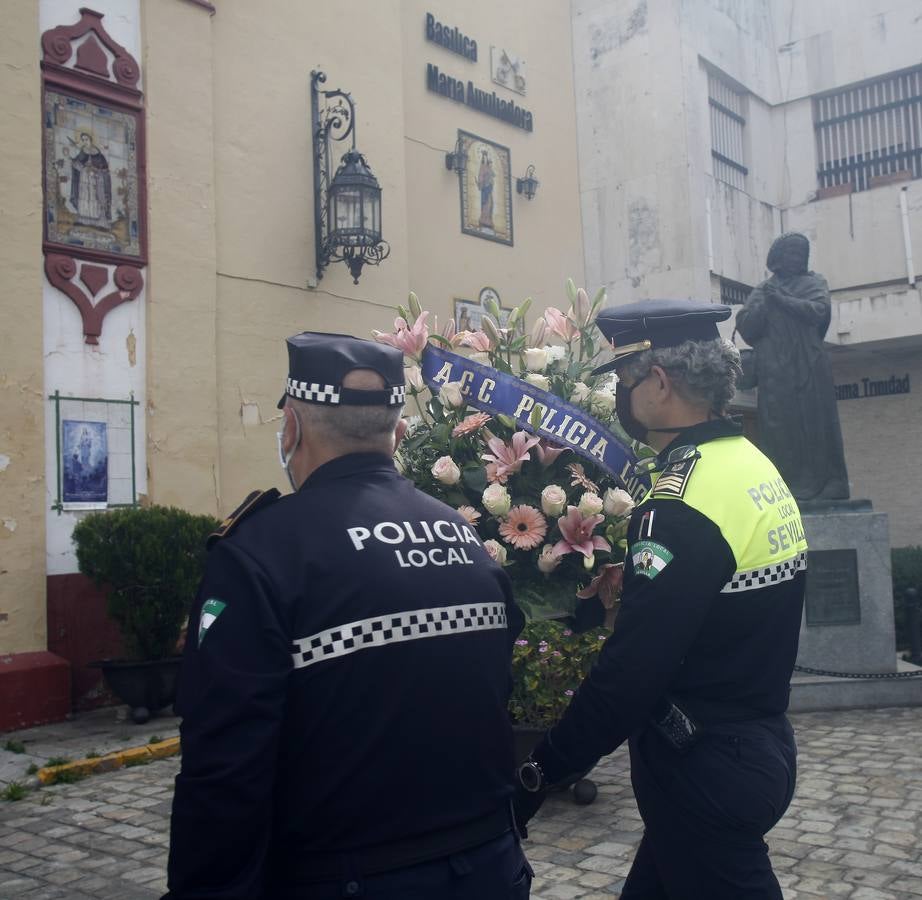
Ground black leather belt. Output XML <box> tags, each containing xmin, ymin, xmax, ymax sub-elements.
<box><xmin>290</xmin><ymin>806</ymin><xmax>513</xmax><ymax>882</ymax></box>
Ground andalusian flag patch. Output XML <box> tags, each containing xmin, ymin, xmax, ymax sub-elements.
<box><xmin>198</xmin><ymin>598</ymin><xmax>226</xmax><ymax>645</ymax></box>
<box><xmin>632</xmin><ymin>540</ymin><xmax>673</xmax><ymax>579</ymax></box>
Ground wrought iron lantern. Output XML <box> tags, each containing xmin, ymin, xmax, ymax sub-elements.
<box><xmin>311</xmin><ymin>70</ymin><xmax>389</xmax><ymax>284</ymax></box>
<box><xmin>516</xmin><ymin>165</ymin><xmax>540</xmax><ymax>200</ymax></box>
<box><xmin>445</xmin><ymin>136</ymin><xmax>464</xmax><ymax>173</ymax></box>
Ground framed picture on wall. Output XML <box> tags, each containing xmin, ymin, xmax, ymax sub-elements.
<box><xmin>43</xmin><ymin>87</ymin><xmax>147</xmax><ymax>264</ymax></box>
<box><xmin>51</xmin><ymin>392</ymin><xmax>139</xmax><ymax>511</ymax></box>
<box><xmin>457</xmin><ymin>130</ymin><xmax>513</xmax><ymax>246</ymax></box>
<box><xmin>62</xmin><ymin>420</ymin><xmax>108</xmax><ymax>506</ymax></box>
<box><xmin>454</xmin><ymin>298</ymin><xmax>524</xmax><ymax>334</ymax></box>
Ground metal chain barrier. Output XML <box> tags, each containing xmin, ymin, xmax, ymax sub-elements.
<box><xmin>793</xmin><ymin>664</ymin><xmax>922</xmax><ymax>680</ymax></box>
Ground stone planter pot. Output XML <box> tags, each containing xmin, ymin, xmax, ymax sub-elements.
<box><xmin>91</xmin><ymin>657</ymin><xmax>182</xmax><ymax>724</ymax></box>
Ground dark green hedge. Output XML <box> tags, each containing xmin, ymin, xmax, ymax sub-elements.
<box><xmin>73</xmin><ymin>506</ymin><xmax>219</xmax><ymax>660</ymax></box>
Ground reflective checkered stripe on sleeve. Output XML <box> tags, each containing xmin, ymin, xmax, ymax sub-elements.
<box><xmin>721</xmin><ymin>551</ymin><xmax>808</xmax><ymax>593</ymax></box>
<box><xmin>291</xmin><ymin>603</ymin><xmax>508</xmax><ymax>669</ymax></box>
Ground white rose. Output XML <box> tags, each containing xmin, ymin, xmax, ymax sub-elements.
<box><xmin>431</xmin><ymin>455</ymin><xmax>461</xmax><ymax>485</ymax></box>
<box><xmin>578</xmin><ymin>491</ymin><xmax>604</xmax><ymax>518</ymax></box>
<box><xmin>438</xmin><ymin>381</ymin><xmax>466</xmax><ymax>409</ymax></box>
<box><xmin>603</xmin><ymin>487</ymin><xmax>634</xmax><ymax>518</ymax></box>
<box><xmin>470</xmin><ymin>351</ymin><xmax>491</xmax><ymax>365</ymax></box>
<box><xmin>404</xmin><ymin>365</ymin><xmax>424</xmax><ymax>391</ymax></box>
<box><xmin>537</xmin><ymin>544</ymin><xmax>561</xmax><ymax>574</ymax></box>
<box><xmin>524</xmin><ymin>373</ymin><xmax>551</xmax><ymax>391</ymax></box>
<box><xmin>484</xmin><ymin>539</ymin><xmax>508</xmax><ymax>566</ymax></box>
<box><xmin>523</xmin><ymin>347</ymin><xmax>548</xmax><ymax>372</ymax></box>
<box><xmin>570</xmin><ymin>381</ymin><xmax>591</xmax><ymax>404</ymax></box>
<box><xmin>590</xmin><ymin>388</ymin><xmax>616</xmax><ymax>416</ymax></box>
<box><xmin>545</xmin><ymin>345</ymin><xmax>566</xmax><ymax>369</ymax></box>
<box><xmin>541</xmin><ymin>484</ymin><xmax>567</xmax><ymax>517</ymax></box>
<box><xmin>482</xmin><ymin>483</ymin><xmax>512</xmax><ymax>517</ymax></box>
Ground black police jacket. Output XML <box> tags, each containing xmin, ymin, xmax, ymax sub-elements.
<box><xmin>165</xmin><ymin>453</ymin><xmax>524</xmax><ymax>899</ymax></box>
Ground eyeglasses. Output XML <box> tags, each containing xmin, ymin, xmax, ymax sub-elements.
<box><xmin>632</xmin><ymin>443</ymin><xmax>700</xmax><ymax>477</ymax></box>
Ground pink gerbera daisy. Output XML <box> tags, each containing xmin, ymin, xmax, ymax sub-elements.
<box><xmin>499</xmin><ymin>505</ymin><xmax>548</xmax><ymax>550</ymax></box>
<box><xmin>452</xmin><ymin>412</ymin><xmax>491</xmax><ymax>438</ymax></box>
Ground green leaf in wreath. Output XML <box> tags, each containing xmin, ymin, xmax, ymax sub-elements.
<box><xmin>462</xmin><ymin>465</ymin><xmax>488</xmax><ymax>494</ymax></box>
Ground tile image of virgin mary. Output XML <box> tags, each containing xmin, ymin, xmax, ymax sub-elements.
<box><xmin>477</xmin><ymin>147</ymin><xmax>495</xmax><ymax>231</ymax></box>
<box><xmin>68</xmin><ymin>132</ymin><xmax>112</xmax><ymax>228</ymax></box>
<box><xmin>62</xmin><ymin>420</ymin><xmax>108</xmax><ymax>504</ymax></box>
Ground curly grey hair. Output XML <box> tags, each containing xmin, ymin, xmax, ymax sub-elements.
<box><xmin>617</xmin><ymin>338</ymin><xmax>742</xmax><ymax>414</ymax></box>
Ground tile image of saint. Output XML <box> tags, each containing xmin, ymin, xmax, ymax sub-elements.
<box><xmin>67</xmin><ymin>132</ymin><xmax>112</xmax><ymax>228</ymax></box>
<box><xmin>477</xmin><ymin>148</ymin><xmax>495</xmax><ymax>231</ymax></box>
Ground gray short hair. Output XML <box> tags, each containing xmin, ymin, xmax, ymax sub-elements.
<box><xmin>618</xmin><ymin>338</ymin><xmax>741</xmax><ymax>414</ymax></box>
<box><xmin>288</xmin><ymin>398</ymin><xmax>403</xmax><ymax>452</ymax></box>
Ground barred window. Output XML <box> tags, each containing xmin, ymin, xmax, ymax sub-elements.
<box><xmin>814</xmin><ymin>66</ymin><xmax>922</xmax><ymax>193</ymax></box>
<box><xmin>719</xmin><ymin>277</ymin><xmax>752</xmax><ymax>306</ymax></box>
<box><xmin>709</xmin><ymin>72</ymin><xmax>747</xmax><ymax>190</ymax></box>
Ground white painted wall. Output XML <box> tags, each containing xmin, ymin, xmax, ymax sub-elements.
<box><xmin>40</xmin><ymin>0</ymin><xmax>145</xmax><ymax>575</ymax></box>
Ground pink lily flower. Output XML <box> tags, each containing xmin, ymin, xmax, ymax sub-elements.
<box><xmin>576</xmin><ymin>563</ymin><xmax>624</xmax><ymax>608</ymax></box>
<box><xmin>373</xmin><ymin>311</ymin><xmax>430</xmax><ymax>357</ymax></box>
<box><xmin>458</xmin><ymin>330</ymin><xmax>494</xmax><ymax>352</ymax></box>
<box><xmin>552</xmin><ymin>506</ymin><xmax>611</xmax><ymax>559</ymax></box>
<box><xmin>481</xmin><ymin>431</ymin><xmax>541</xmax><ymax>479</ymax></box>
<box><xmin>544</xmin><ymin>307</ymin><xmax>580</xmax><ymax>343</ymax></box>
<box><xmin>533</xmin><ymin>439</ymin><xmax>569</xmax><ymax>467</ymax></box>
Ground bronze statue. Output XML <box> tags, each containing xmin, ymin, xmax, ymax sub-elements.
<box><xmin>735</xmin><ymin>233</ymin><xmax>849</xmax><ymax>501</ymax></box>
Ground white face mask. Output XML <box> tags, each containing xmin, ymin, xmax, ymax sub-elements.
<box><xmin>276</xmin><ymin>411</ymin><xmax>302</xmax><ymax>491</ymax></box>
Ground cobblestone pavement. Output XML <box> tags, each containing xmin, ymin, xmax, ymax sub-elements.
<box><xmin>0</xmin><ymin>707</ymin><xmax>920</xmax><ymax>899</ymax></box>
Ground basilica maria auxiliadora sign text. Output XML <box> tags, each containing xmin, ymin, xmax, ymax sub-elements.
<box><xmin>426</xmin><ymin>64</ymin><xmax>534</xmax><ymax>132</ymax></box>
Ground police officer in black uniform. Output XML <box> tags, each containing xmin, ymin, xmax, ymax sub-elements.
<box><xmin>513</xmin><ymin>301</ymin><xmax>807</xmax><ymax>899</ymax></box>
<box><xmin>165</xmin><ymin>332</ymin><xmax>531</xmax><ymax>899</ymax></box>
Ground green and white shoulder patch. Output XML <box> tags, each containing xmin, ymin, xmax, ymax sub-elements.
<box><xmin>631</xmin><ymin>540</ymin><xmax>673</xmax><ymax>579</ymax></box>
<box><xmin>198</xmin><ymin>598</ymin><xmax>227</xmax><ymax>645</ymax></box>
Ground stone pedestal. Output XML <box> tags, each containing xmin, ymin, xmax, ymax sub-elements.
<box><xmin>789</xmin><ymin>500</ymin><xmax>922</xmax><ymax>711</ymax></box>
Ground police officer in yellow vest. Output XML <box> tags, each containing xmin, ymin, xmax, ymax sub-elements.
<box><xmin>514</xmin><ymin>300</ymin><xmax>807</xmax><ymax>899</ymax></box>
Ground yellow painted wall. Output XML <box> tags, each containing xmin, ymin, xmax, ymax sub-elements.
<box><xmin>142</xmin><ymin>0</ymin><xmax>220</xmax><ymax>516</ymax></box>
<box><xmin>0</xmin><ymin>3</ymin><xmax>46</xmax><ymax>654</ymax></box>
<box><xmin>208</xmin><ymin>0</ymin><xmax>411</xmax><ymax>504</ymax></box>
<box><xmin>402</xmin><ymin>1</ymin><xmax>586</xmax><ymax>328</ymax></box>
<box><xmin>194</xmin><ymin>1</ymin><xmax>585</xmax><ymax>509</ymax></box>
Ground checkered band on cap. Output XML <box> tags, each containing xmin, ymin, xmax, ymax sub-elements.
<box><xmin>286</xmin><ymin>378</ymin><xmax>341</xmax><ymax>404</ymax></box>
<box><xmin>389</xmin><ymin>385</ymin><xmax>406</xmax><ymax>406</ymax></box>
<box><xmin>721</xmin><ymin>551</ymin><xmax>808</xmax><ymax>593</ymax></box>
<box><xmin>291</xmin><ymin>603</ymin><xmax>507</xmax><ymax>670</ymax></box>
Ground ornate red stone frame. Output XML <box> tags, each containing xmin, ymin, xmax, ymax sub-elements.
<box><xmin>41</xmin><ymin>8</ymin><xmax>147</xmax><ymax>343</ymax></box>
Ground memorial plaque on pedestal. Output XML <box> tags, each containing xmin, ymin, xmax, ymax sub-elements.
<box><xmin>805</xmin><ymin>549</ymin><xmax>860</xmax><ymax>626</ymax></box>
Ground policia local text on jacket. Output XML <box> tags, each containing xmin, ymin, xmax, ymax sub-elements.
<box><xmin>525</xmin><ymin>417</ymin><xmax>807</xmax><ymax>898</ymax></box>
<box><xmin>165</xmin><ymin>330</ymin><xmax>530</xmax><ymax>899</ymax></box>
<box><xmin>165</xmin><ymin>454</ymin><xmax>527</xmax><ymax>898</ymax></box>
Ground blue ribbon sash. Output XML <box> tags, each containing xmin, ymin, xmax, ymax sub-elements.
<box><xmin>420</xmin><ymin>344</ymin><xmax>650</xmax><ymax>500</ymax></box>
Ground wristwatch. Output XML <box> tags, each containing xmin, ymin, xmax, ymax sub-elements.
<box><xmin>517</xmin><ymin>757</ymin><xmax>547</xmax><ymax>793</ymax></box>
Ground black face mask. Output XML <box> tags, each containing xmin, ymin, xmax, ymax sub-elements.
<box><xmin>615</xmin><ymin>373</ymin><xmax>650</xmax><ymax>443</ymax></box>
<box><xmin>615</xmin><ymin>370</ymin><xmax>706</xmax><ymax>447</ymax></box>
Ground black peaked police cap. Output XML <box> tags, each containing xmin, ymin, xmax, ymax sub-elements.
<box><xmin>277</xmin><ymin>331</ymin><xmax>406</xmax><ymax>408</ymax></box>
<box><xmin>592</xmin><ymin>299</ymin><xmax>732</xmax><ymax>375</ymax></box>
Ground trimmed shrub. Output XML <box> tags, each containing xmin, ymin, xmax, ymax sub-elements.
<box><xmin>73</xmin><ymin>506</ymin><xmax>218</xmax><ymax>660</ymax></box>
